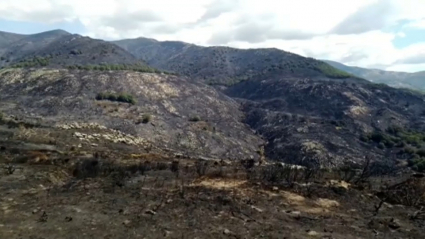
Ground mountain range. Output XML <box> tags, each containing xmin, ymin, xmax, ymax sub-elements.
<box><xmin>323</xmin><ymin>60</ymin><xmax>425</xmax><ymax>91</ymax></box>
<box><xmin>1</xmin><ymin>29</ymin><xmax>425</xmax><ymax>169</ymax></box>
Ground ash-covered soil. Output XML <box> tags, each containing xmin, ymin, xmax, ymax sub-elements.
<box><xmin>0</xmin><ymin>122</ymin><xmax>424</xmax><ymax>239</ymax></box>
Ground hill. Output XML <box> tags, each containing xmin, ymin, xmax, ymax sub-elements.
<box><xmin>323</xmin><ymin>60</ymin><xmax>425</xmax><ymax>90</ymax></box>
<box><xmin>0</xmin><ymin>68</ymin><xmax>262</xmax><ymax>160</ymax></box>
<box><xmin>115</xmin><ymin>36</ymin><xmax>425</xmax><ymax>168</ymax></box>
<box><xmin>114</xmin><ymin>38</ymin><xmax>361</xmax><ymax>85</ymax></box>
<box><xmin>226</xmin><ymin>76</ymin><xmax>425</xmax><ymax>167</ymax></box>
<box><xmin>0</xmin><ymin>30</ymin><xmax>147</xmax><ymax>68</ymax></box>
<box><xmin>0</xmin><ymin>31</ymin><xmax>26</xmax><ymax>48</ymax></box>
<box><xmin>0</xmin><ymin>30</ymin><xmax>424</xmax><ymax>239</ymax></box>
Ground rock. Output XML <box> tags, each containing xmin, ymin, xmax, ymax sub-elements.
<box><xmin>166</xmin><ymin>199</ymin><xmax>173</xmax><ymax>204</ymax></box>
<box><xmin>272</xmin><ymin>186</ymin><xmax>279</xmax><ymax>191</ymax></box>
<box><xmin>223</xmin><ymin>229</ymin><xmax>233</xmax><ymax>235</ymax></box>
<box><xmin>163</xmin><ymin>230</ymin><xmax>172</xmax><ymax>237</ymax></box>
<box><xmin>123</xmin><ymin>220</ymin><xmax>131</xmax><ymax>226</ymax></box>
<box><xmin>251</xmin><ymin>206</ymin><xmax>264</xmax><ymax>213</ymax></box>
<box><xmin>286</xmin><ymin>210</ymin><xmax>301</xmax><ymax>215</ymax></box>
<box><xmin>388</xmin><ymin>218</ymin><xmax>401</xmax><ymax>230</ymax></box>
<box><xmin>145</xmin><ymin>210</ymin><xmax>156</xmax><ymax>215</ymax></box>
<box><xmin>307</xmin><ymin>230</ymin><xmax>319</xmax><ymax>237</ymax></box>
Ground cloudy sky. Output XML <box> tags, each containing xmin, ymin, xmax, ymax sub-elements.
<box><xmin>1</xmin><ymin>0</ymin><xmax>425</xmax><ymax>72</ymax></box>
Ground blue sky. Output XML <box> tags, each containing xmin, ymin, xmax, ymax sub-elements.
<box><xmin>386</xmin><ymin>19</ymin><xmax>425</xmax><ymax>49</ymax></box>
<box><xmin>393</xmin><ymin>28</ymin><xmax>425</xmax><ymax>49</ymax></box>
<box><xmin>0</xmin><ymin>19</ymin><xmax>85</xmax><ymax>35</ymax></box>
<box><xmin>0</xmin><ymin>0</ymin><xmax>424</xmax><ymax>72</ymax></box>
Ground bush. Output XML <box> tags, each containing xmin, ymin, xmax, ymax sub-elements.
<box><xmin>384</xmin><ymin>140</ymin><xmax>395</xmax><ymax>148</ymax></box>
<box><xmin>142</xmin><ymin>114</ymin><xmax>151</xmax><ymax>124</ymax></box>
<box><xmin>408</xmin><ymin>158</ymin><xmax>425</xmax><ymax>172</ymax></box>
<box><xmin>189</xmin><ymin>116</ymin><xmax>201</xmax><ymax>122</ymax></box>
<box><xmin>417</xmin><ymin>149</ymin><xmax>425</xmax><ymax>157</ymax></box>
<box><xmin>370</xmin><ymin>132</ymin><xmax>386</xmax><ymax>143</ymax></box>
<box><xmin>359</xmin><ymin>135</ymin><xmax>369</xmax><ymax>142</ymax></box>
<box><xmin>195</xmin><ymin>161</ymin><xmax>209</xmax><ymax>177</ymax></box>
<box><xmin>377</xmin><ymin>142</ymin><xmax>385</xmax><ymax>149</ymax></box>
<box><xmin>402</xmin><ymin>146</ymin><xmax>417</xmax><ymax>156</ymax></box>
<box><xmin>95</xmin><ymin>92</ymin><xmax>136</xmax><ymax>105</ymax></box>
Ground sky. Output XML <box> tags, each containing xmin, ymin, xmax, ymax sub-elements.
<box><xmin>0</xmin><ymin>0</ymin><xmax>425</xmax><ymax>73</ymax></box>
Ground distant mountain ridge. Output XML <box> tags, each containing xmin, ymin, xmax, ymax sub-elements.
<box><xmin>114</xmin><ymin>37</ymin><xmax>362</xmax><ymax>86</ymax></box>
<box><xmin>0</xmin><ymin>30</ymin><xmax>147</xmax><ymax>68</ymax></box>
<box><xmin>323</xmin><ymin>60</ymin><xmax>425</xmax><ymax>90</ymax></box>
<box><xmin>0</xmin><ymin>31</ymin><xmax>26</xmax><ymax>48</ymax></box>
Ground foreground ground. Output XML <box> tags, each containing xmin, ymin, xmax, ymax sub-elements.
<box><xmin>0</xmin><ymin>121</ymin><xmax>424</xmax><ymax>239</ymax></box>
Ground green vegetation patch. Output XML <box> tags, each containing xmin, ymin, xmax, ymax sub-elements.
<box><xmin>361</xmin><ymin>125</ymin><xmax>425</xmax><ymax>172</ymax></box>
<box><xmin>11</xmin><ymin>57</ymin><xmax>50</xmax><ymax>68</ymax></box>
<box><xmin>96</xmin><ymin>92</ymin><xmax>136</xmax><ymax>105</ymax></box>
<box><xmin>315</xmin><ymin>62</ymin><xmax>353</xmax><ymax>79</ymax></box>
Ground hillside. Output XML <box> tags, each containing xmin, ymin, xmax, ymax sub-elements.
<box><xmin>0</xmin><ymin>68</ymin><xmax>262</xmax><ymax>160</ymax></box>
<box><xmin>0</xmin><ymin>31</ymin><xmax>26</xmax><ymax>49</ymax></box>
<box><xmin>114</xmin><ymin>38</ymin><xmax>359</xmax><ymax>85</ymax></box>
<box><xmin>324</xmin><ymin>60</ymin><xmax>425</xmax><ymax>90</ymax></box>
<box><xmin>0</xmin><ymin>30</ymin><xmax>147</xmax><ymax>68</ymax></box>
<box><xmin>226</xmin><ymin>76</ymin><xmax>425</xmax><ymax>168</ymax></box>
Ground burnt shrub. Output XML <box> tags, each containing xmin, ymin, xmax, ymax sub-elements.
<box><xmin>195</xmin><ymin>160</ymin><xmax>209</xmax><ymax>177</ymax></box>
<box><xmin>189</xmin><ymin>116</ymin><xmax>201</xmax><ymax>122</ymax></box>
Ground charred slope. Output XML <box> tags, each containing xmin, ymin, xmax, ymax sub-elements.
<box><xmin>0</xmin><ymin>31</ymin><xmax>26</xmax><ymax>48</ymax></box>
<box><xmin>114</xmin><ymin>38</ymin><xmax>358</xmax><ymax>85</ymax></box>
<box><xmin>0</xmin><ymin>30</ymin><xmax>145</xmax><ymax>68</ymax></box>
<box><xmin>226</xmin><ymin>77</ymin><xmax>425</xmax><ymax>167</ymax></box>
<box><xmin>0</xmin><ymin>68</ymin><xmax>263</xmax><ymax>160</ymax></box>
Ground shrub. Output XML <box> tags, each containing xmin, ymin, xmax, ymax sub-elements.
<box><xmin>403</xmin><ymin>146</ymin><xmax>417</xmax><ymax>155</ymax></box>
<box><xmin>117</xmin><ymin>93</ymin><xmax>136</xmax><ymax>104</ymax></box>
<box><xmin>142</xmin><ymin>114</ymin><xmax>151</xmax><ymax>124</ymax></box>
<box><xmin>377</xmin><ymin>143</ymin><xmax>385</xmax><ymax>149</ymax></box>
<box><xmin>408</xmin><ymin>158</ymin><xmax>425</xmax><ymax>172</ymax></box>
<box><xmin>396</xmin><ymin>141</ymin><xmax>406</xmax><ymax>148</ymax></box>
<box><xmin>359</xmin><ymin>135</ymin><xmax>369</xmax><ymax>142</ymax></box>
<box><xmin>95</xmin><ymin>93</ymin><xmax>106</xmax><ymax>100</ymax></box>
<box><xmin>384</xmin><ymin>140</ymin><xmax>395</xmax><ymax>148</ymax></box>
<box><xmin>195</xmin><ymin>161</ymin><xmax>209</xmax><ymax>177</ymax></box>
<box><xmin>95</xmin><ymin>92</ymin><xmax>136</xmax><ymax>105</ymax></box>
<box><xmin>417</xmin><ymin>149</ymin><xmax>425</xmax><ymax>157</ymax></box>
<box><xmin>189</xmin><ymin>116</ymin><xmax>201</xmax><ymax>122</ymax></box>
<box><xmin>370</xmin><ymin>132</ymin><xmax>386</xmax><ymax>143</ymax></box>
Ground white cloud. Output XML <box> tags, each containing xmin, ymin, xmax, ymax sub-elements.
<box><xmin>0</xmin><ymin>0</ymin><xmax>425</xmax><ymax>72</ymax></box>
<box><xmin>404</xmin><ymin>18</ymin><xmax>425</xmax><ymax>29</ymax></box>
<box><xmin>397</xmin><ymin>32</ymin><xmax>406</xmax><ymax>38</ymax></box>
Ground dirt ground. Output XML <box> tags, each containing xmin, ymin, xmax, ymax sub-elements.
<box><xmin>0</xmin><ymin>123</ymin><xmax>424</xmax><ymax>239</ymax></box>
